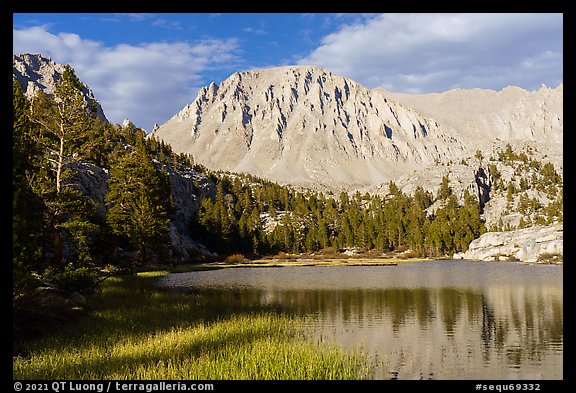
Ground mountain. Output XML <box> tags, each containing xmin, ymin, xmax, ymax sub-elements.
<box><xmin>151</xmin><ymin>66</ymin><xmax>562</xmax><ymax>193</ymax></box>
<box><xmin>13</xmin><ymin>53</ymin><xmax>108</xmax><ymax>123</ymax></box>
<box><xmin>380</xmin><ymin>84</ymin><xmax>563</xmax><ymax>146</ymax></box>
<box><xmin>151</xmin><ymin>66</ymin><xmax>468</xmax><ymax>191</ymax></box>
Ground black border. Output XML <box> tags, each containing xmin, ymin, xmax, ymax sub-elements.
<box><xmin>7</xmin><ymin>3</ymin><xmax>571</xmax><ymax>391</ymax></box>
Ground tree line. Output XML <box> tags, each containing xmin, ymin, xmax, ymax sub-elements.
<box><xmin>193</xmin><ymin>171</ymin><xmax>486</xmax><ymax>258</ymax></box>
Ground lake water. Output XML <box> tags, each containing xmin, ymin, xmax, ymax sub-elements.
<box><xmin>157</xmin><ymin>260</ymin><xmax>563</xmax><ymax>380</ymax></box>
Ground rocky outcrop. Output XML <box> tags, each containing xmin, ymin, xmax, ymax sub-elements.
<box><xmin>122</xmin><ymin>119</ymin><xmax>135</xmax><ymax>128</ymax></box>
<box><xmin>66</xmin><ymin>159</ymin><xmax>216</xmax><ymax>261</ymax></box>
<box><xmin>67</xmin><ymin>161</ymin><xmax>110</xmax><ymax>217</ymax></box>
<box><xmin>13</xmin><ymin>53</ymin><xmax>108</xmax><ymax>123</ymax></box>
<box><xmin>456</xmin><ymin>224</ymin><xmax>563</xmax><ymax>263</ymax></box>
<box><xmin>163</xmin><ymin>164</ymin><xmax>217</xmax><ymax>261</ymax></box>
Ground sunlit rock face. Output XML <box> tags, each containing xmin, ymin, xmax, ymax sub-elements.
<box><xmin>152</xmin><ymin>66</ymin><xmax>562</xmax><ymax>194</ymax></box>
<box><xmin>460</xmin><ymin>223</ymin><xmax>563</xmax><ymax>263</ymax></box>
<box><xmin>152</xmin><ymin>66</ymin><xmax>465</xmax><ymax>192</ymax></box>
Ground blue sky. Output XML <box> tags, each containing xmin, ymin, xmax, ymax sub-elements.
<box><xmin>13</xmin><ymin>13</ymin><xmax>563</xmax><ymax>131</ymax></box>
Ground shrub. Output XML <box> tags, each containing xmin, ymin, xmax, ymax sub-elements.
<box><xmin>318</xmin><ymin>246</ymin><xmax>340</xmax><ymax>257</ymax></box>
<box><xmin>396</xmin><ymin>245</ymin><xmax>409</xmax><ymax>253</ymax></box>
<box><xmin>537</xmin><ymin>252</ymin><xmax>562</xmax><ymax>263</ymax></box>
<box><xmin>401</xmin><ymin>250</ymin><xmax>420</xmax><ymax>259</ymax></box>
<box><xmin>42</xmin><ymin>266</ymin><xmax>100</xmax><ymax>294</ymax></box>
<box><xmin>273</xmin><ymin>251</ymin><xmax>290</xmax><ymax>259</ymax></box>
<box><xmin>224</xmin><ymin>253</ymin><xmax>248</xmax><ymax>264</ymax></box>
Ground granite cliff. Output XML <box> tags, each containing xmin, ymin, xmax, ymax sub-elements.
<box><xmin>151</xmin><ymin>66</ymin><xmax>470</xmax><ymax>191</ymax></box>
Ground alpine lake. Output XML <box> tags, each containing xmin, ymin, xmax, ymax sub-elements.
<box><xmin>157</xmin><ymin>259</ymin><xmax>563</xmax><ymax>380</ymax></box>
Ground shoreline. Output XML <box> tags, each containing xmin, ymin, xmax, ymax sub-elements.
<box><xmin>167</xmin><ymin>256</ymin><xmax>562</xmax><ymax>273</ymax></box>
<box><xmin>218</xmin><ymin>256</ymin><xmax>430</xmax><ymax>267</ymax></box>
<box><xmin>14</xmin><ymin>272</ymin><xmax>369</xmax><ymax>379</ymax></box>
<box><xmin>170</xmin><ymin>256</ymin><xmax>442</xmax><ymax>272</ymax></box>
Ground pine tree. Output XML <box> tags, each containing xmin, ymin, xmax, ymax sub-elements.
<box><xmin>541</xmin><ymin>162</ymin><xmax>561</xmax><ymax>186</ymax></box>
<box><xmin>506</xmin><ymin>180</ymin><xmax>516</xmax><ymax>210</ymax></box>
<box><xmin>316</xmin><ymin>218</ymin><xmax>330</xmax><ymax>250</ymax></box>
<box><xmin>29</xmin><ymin>65</ymin><xmax>95</xmax><ymax>194</ymax></box>
<box><xmin>475</xmin><ymin>150</ymin><xmax>484</xmax><ymax>165</ymax></box>
<box><xmin>24</xmin><ymin>66</ymin><xmax>103</xmax><ymax>272</ymax></box>
<box><xmin>405</xmin><ymin>192</ymin><xmax>429</xmax><ymax>255</ymax></box>
<box><xmin>425</xmin><ymin>217</ymin><xmax>443</xmax><ymax>256</ymax></box>
<box><xmin>517</xmin><ymin>193</ymin><xmax>530</xmax><ymax>215</ymax></box>
<box><xmin>105</xmin><ymin>141</ymin><xmax>170</xmax><ymax>266</ymax></box>
<box><xmin>437</xmin><ymin>174</ymin><xmax>452</xmax><ymax>200</ymax></box>
<box><xmin>457</xmin><ymin>190</ymin><xmax>485</xmax><ymax>252</ymax></box>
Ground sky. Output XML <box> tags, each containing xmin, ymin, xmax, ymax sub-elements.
<box><xmin>13</xmin><ymin>13</ymin><xmax>563</xmax><ymax>132</ymax></box>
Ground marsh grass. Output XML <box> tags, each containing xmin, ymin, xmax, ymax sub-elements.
<box><xmin>13</xmin><ymin>272</ymin><xmax>369</xmax><ymax>380</ymax></box>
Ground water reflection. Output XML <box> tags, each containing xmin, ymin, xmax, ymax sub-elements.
<box><xmin>160</xmin><ymin>262</ymin><xmax>562</xmax><ymax>379</ymax></box>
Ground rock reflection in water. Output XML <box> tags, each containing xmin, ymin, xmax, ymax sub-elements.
<box><xmin>300</xmin><ymin>286</ymin><xmax>562</xmax><ymax>380</ymax></box>
<box><xmin>159</xmin><ymin>262</ymin><xmax>562</xmax><ymax>379</ymax></box>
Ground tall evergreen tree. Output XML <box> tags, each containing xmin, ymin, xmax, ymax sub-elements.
<box><xmin>29</xmin><ymin>65</ymin><xmax>95</xmax><ymax>194</ymax></box>
<box><xmin>437</xmin><ymin>174</ymin><xmax>452</xmax><ymax>200</ymax></box>
<box><xmin>105</xmin><ymin>139</ymin><xmax>171</xmax><ymax>266</ymax></box>
<box><xmin>25</xmin><ymin>66</ymin><xmax>103</xmax><ymax>271</ymax></box>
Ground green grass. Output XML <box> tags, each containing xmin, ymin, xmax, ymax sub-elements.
<box><xmin>13</xmin><ymin>272</ymin><xmax>370</xmax><ymax>380</ymax></box>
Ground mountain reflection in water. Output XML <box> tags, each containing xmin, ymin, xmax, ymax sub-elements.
<box><xmin>159</xmin><ymin>261</ymin><xmax>562</xmax><ymax>379</ymax></box>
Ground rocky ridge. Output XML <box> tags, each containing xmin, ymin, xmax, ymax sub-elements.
<box><xmin>380</xmin><ymin>83</ymin><xmax>563</xmax><ymax>146</ymax></box>
<box><xmin>13</xmin><ymin>53</ymin><xmax>108</xmax><ymax>123</ymax></box>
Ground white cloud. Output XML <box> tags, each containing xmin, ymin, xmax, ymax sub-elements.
<box><xmin>298</xmin><ymin>13</ymin><xmax>563</xmax><ymax>93</ymax></box>
<box><xmin>13</xmin><ymin>26</ymin><xmax>241</xmax><ymax>131</ymax></box>
<box><xmin>242</xmin><ymin>26</ymin><xmax>268</xmax><ymax>35</ymax></box>
<box><xmin>114</xmin><ymin>13</ymin><xmax>154</xmax><ymax>22</ymax></box>
<box><xmin>151</xmin><ymin>18</ymin><xmax>183</xmax><ymax>30</ymax></box>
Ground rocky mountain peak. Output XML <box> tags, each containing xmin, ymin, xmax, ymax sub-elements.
<box><xmin>122</xmin><ymin>119</ymin><xmax>135</xmax><ymax>128</ymax></box>
<box><xmin>13</xmin><ymin>53</ymin><xmax>108</xmax><ymax>123</ymax></box>
<box><xmin>153</xmin><ymin>65</ymin><xmax>470</xmax><ymax>192</ymax></box>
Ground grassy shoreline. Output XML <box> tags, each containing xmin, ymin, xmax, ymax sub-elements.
<box><xmin>13</xmin><ymin>272</ymin><xmax>370</xmax><ymax>380</ymax></box>
<box><xmin>168</xmin><ymin>254</ymin><xmax>562</xmax><ymax>273</ymax></box>
<box><xmin>170</xmin><ymin>255</ymin><xmax>434</xmax><ymax>272</ymax></box>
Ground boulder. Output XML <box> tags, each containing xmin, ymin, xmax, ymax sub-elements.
<box><xmin>462</xmin><ymin>224</ymin><xmax>562</xmax><ymax>263</ymax></box>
